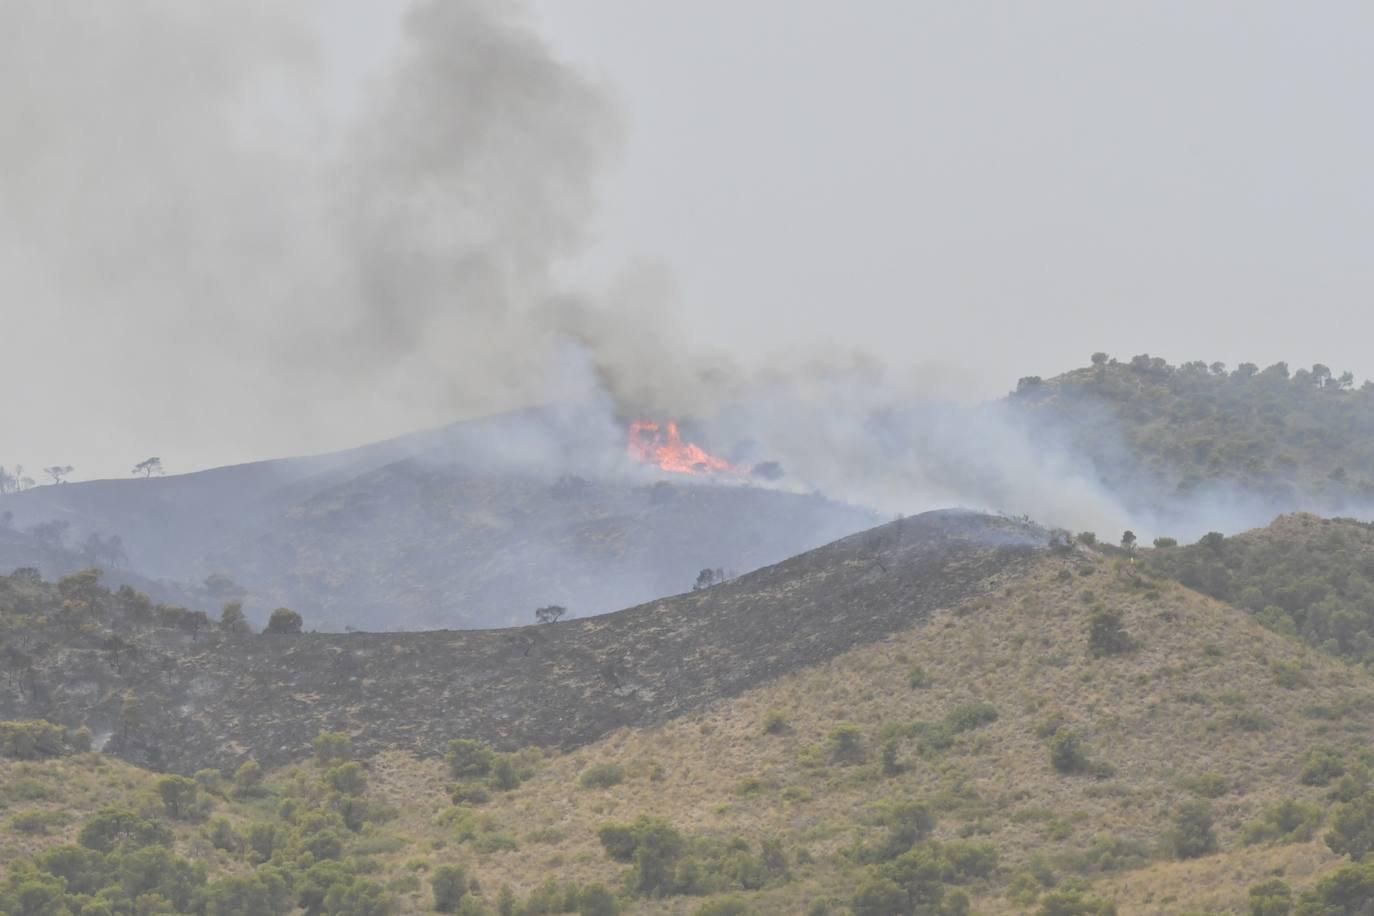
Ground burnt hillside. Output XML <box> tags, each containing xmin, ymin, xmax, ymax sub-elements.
<box><xmin>0</xmin><ymin>510</ymin><xmax>1043</xmax><ymax>774</ymax></box>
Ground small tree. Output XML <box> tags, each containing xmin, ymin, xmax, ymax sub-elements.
<box><xmin>265</xmin><ymin>607</ymin><xmax>303</xmax><ymax>635</ymax></box>
<box><xmin>132</xmin><ymin>457</ymin><xmax>164</xmax><ymax>478</ymax></box>
<box><xmin>1247</xmin><ymin>879</ymin><xmax>1292</xmax><ymax>916</ymax></box>
<box><xmin>220</xmin><ymin>601</ymin><xmax>251</xmax><ymax>634</ymax></box>
<box><xmin>828</xmin><ymin>724</ymin><xmax>866</xmax><ymax>764</ymax></box>
<box><xmin>43</xmin><ymin>465</ymin><xmax>74</xmax><ymax>485</ymax></box>
<box><xmin>1169</xmin><ymin>800</ymin><xmax>1217</xmax><ymax>859</ymax></box>
<box><xmin>1120</xmin><ymin>530</ymin><xmax>1137</xmax><ymax>552</ymax></box>
<box><xmin>577</xmin><ymin>883</ymin><xmax>619</xmax><ymax>916</ymax></box>
<box><xmin>534</xmin><ymin>605</ymin><xmax>566</xmax><ymax>625</ymax></box>
<box><xmin>1088</xmin><ymin>610</ymin><xmax>1137</xmax><ymax>656</ymax></box>
<box><xmin>156</xmin><ymin>774</ymin><xmax>200</xmax><ymax>819</ymax></box>
<box><xmin>446</xmin><ymin>738</ymin><xmax>495</xmax><ymax>779</ymax></box>
<box><xmin>1049</xmin><ymin>727</ymin><xmax>1090</xmax><ymax>774</ymax></box>
<box><xmin>1327</xmin><ymin>791</ymin><xmax>1374</xmax><ymax>861</ymax></box>
<box><xmin>313</xmin><ymin>731</ymin><xmax>353</xmax><ymax>765</ymax></box>
<box><xmin>432</xmin><ymin>865</ymin><xmax>468</xmax><ymax>912</ymax></box>
<box><xmin>232</xmin><ymin>759</ymin><xmax>264</xmax><ymax>797</ymax></box>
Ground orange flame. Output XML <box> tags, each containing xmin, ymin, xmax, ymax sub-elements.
<box><xmin>628</xmin><ymin>420</ymin><xmax>736</xmax><ymax>476</ymax></box>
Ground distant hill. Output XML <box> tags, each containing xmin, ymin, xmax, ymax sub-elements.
<box><xmin>1008</xmin><ymin>354</ymin><xmax>1374</xmax><ymax>528</ymax></box>
<box><xmin>9</xmin><ymin>512</ymin><xmax>1374</xmax><ymax>913</ymax></box>
<box><xmin>1147</xmin><ymin>513</ymin><xmax>1374</xmax><ymax>667</ymax></box>
<box><xmin>0</xmin><ymin>404</ymin><xmax>877</xmax><ymax>630</ymax></box>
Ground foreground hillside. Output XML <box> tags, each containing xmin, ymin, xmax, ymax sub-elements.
<box><xmin>0</xmin><ymin>511</ymin><xmax>1040</xmax><ymax>773</ymax></box>
<box><xmin>9</xmin><ymin>537</ymin><xmax>1374</xmax><ymax>913</ymax></box>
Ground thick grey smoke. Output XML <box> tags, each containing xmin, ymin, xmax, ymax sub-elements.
<box><xmin>0</xmin><ymin>0</ymin><xmax>701</xmax><ymax>475</ymax></box>
<box><xmin>4</xmin><ymin>0</ymin><xmax>1366</xmax><ymax>552</ymax></box>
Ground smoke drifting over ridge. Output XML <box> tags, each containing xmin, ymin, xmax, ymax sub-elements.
<box><xmin>6</xmin><ymin>0</ymin><xmax>1368</xmax><ymax>548</ymax></box>
<box><xmin>0</xmin><ymin>0</ymin><xmax>727</xmax><ymax>473</ymax></box>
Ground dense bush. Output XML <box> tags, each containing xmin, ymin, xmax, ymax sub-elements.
<box><xmin>595</xmin><ymin>817</ymin><xmax>787</xmax><ymax>899</ymax></box>
<box><xmin>1168</xmin><ymin>801</ymin><xmax>1217</xmax><ymax>860</ymax></box>
<box><xmin>1086</xmin><ymin>610</ymin><xmax>1136</xmax><ymax>656</ymax></box>
<box><xmin>1048</xmin><ymin>728</ymin><xmax>1090</xmax><ymax>775</ymax></box>
<box><xmin>1241</xmin><ymin>799</ymin><xmax>1323</xmax><ymax>846</ymax></box>
<box><xmin>432</xmin><ymin>864</ymin><xmax>469</xmax><ymax>912</ymax></box>
<box><xmin>1326</xmin><ymin>790</ymin><xmax>1374</xmax><ymax>860</ymax></box>
<box><xmin>1248</xmin><ymin>878</ymin><xmax>1293</xmax><ymax>916</ymax></box>
<box><xmin>828</xmin><ymin>724</ymin><xmax>866</xmax><ymax>764</ymax></box>
<box><xmin>1300</xmin><ymin>747</ymin><xmax>1347</xmax><ymax>787</ymax></box>
<box><xmin>0</xmin><ymin>720</ymin><xmax>70</xmax><ymax>759</ymax></box>
<box><xmin>580</xmin><ymin>763</ymin><xmax>626</xmax><ymax>789</ymax></box>
<box><xmin>265</xmin><ymin>606</ymin><xmax>303</xmax><ymax>635</ymax></box>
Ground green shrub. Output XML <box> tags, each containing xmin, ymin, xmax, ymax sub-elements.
<box><xmin>10</xmin><ymin>809</ymin><xmax>67</xmax><ymax>835</ymax></box>
<box><xmin>432</xmin><ymin>864</ymin><xmax>468</xmax><ymax>912</ymax></box>
<box><xmin>77</xmin><ymin>807</ymin><xmax>173</xmax><ymax>853</ymax></box>
<box><xmin>908</xmin><ymin>666</ymin><xmax>932</xmax><ymax>689</ymax></box>
<box><xmin>945</xmin><ymin>702</ymin><xmax>998</xmax><ymax>733</ymax></box>
<box><xmin>0</xmin><ymin>720</ymin><xmax>68</xmax><ymax>759</ymax></box>
<box><xmin>577</xmin><ymin>883</ymin><xmax>619</xmax><ymax>916</ymax></box>
<box><xmin>1049</xmin><ymin>728</ymin><xmax>1090</xmax><ymax>774</ymax></box>
<box><xmin>1326</xmin><ymin>791</ymin><xmax>1374</xmax><ymax>860</ymax></box>
<box><xmin>1242</xmin><ymin>799</ymin><xmax>1324</xmax><ymax>846</ymax></box>
<box><xmin>194</xmin><ymin>768</ymin><xmax>225</xmax><ymax>796</ymax></box>
<box><xmin>204</xmin><ymin>816</ymin><xmax>241</xmax><ymax>853</ymax></box>
<box><xmin>761</xmin><ymin>709</ymin><xmax>789</xmax><ymax>734</ymax></box>
<box><xmin>828</xmin><ymin>724</ymin><xmax>866</xmax><ymax>764</ymax></box>
<box><xmin>489</xmin><ymin>755</ymin><xmax>523</xmax><ymax>791</ymax></box>
<box><xmin>446</xmin><ymin>739</ymin><xmax>495</xmax><ymax>779</ymax></box>
<box><xmin>155</xmin><ymin>775</ymin><xmax>201</xmax><ymax>820</ymax></box>
<box><xmin>1270</xmin><ymin>659</ymin><xmax>1309</xmax><ymax>689</ymax></box>
<box><xmin>326</xmin><ymin>761</ymin><xmax>368</xmax><ymax>797</ymax></box>
<box><xmin>1296</xmin><ymin>863</ymin><xmax>1374</xmax><ymax>911</ymax></box>
<box><xmin>597</xmin><ymin>823</ymin><xmax>638</xmax><ymax>863</ymax></box>
<box><xmin>448</xmin><ymin>783</ymin><xmax>491</xmax><ymax>806</ymax></box>
<box><xmin>1036</xmin><ymin>882</ymin><xmax>1118</xmax><ymax>915</ymax></box>
<box><xmin>265</xmin><ymin>606</ymin><xmax>303</xmax><ymax>634</ymax></box>
<box><xmin>1087</xmin><ymin>610</ymin><xmax>1136</xmax><ymax>656</ymax></box>
<box><xmin>880</xmin><ymin>740</ymin><xmax>902</xmax><ymax>776</ymax></box>
<box><xmin>851</xmin><ymin>877</ymin><xmax>907</xmax><ymax>916</ymax></box>
<box><xmin>1228</xmin><ymin>710</ymin><xmax>1275</xmax><ymax>733</ymax></box>
<box><xmin>1300</xmin><ymin>747</ymin><xmax>1347</xmax><ymax>787</ymax></box>
<box><xmin>1036</xmin><ymin>712</ymin><xmax>1068</xmax><ymax>740</ymax></box>
<box><xmin>313</xmin><ymin>731</ymin><xmax>354</xmax><ymax>765</ymax></box>
<box><xmin>1168</xmin><ymin>800</ymin><xmax>1217</xmax><ymax>859</ymax></box>
<box><xmin>693</xmin><ymin>896</ymin><xmax>753</xmax><ymax>916</ymax></box>
<box><xmin>580</xmin><ymin>763</ymin><xmax>626</xmax><ymax>790</ymax></box>
<box><xmin>1247</xmin><ymin>878</ymin><xmax>1292</xmax><ymax>916</ymax></box>
<box><xmin>1178</xmin><ymin>773</ymin><xmax>1230</xmax><ymax>798</ymax></box>
<box><xmin>231</xmin><ymin>759</ymin><xmax>265</xmax><ymax>798</ymax></box>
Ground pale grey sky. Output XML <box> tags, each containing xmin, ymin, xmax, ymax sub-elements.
<box><xmin>3</xmin><ymin>1</ymin><xmax>1373</xmax><ymax>480</ymax></box>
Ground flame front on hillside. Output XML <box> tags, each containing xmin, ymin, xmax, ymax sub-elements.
<box><xmin>628</xmin><ymin>420</ymin><xmax>736</xmax><ymax>476</ymax></box>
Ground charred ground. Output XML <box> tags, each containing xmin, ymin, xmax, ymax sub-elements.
<box><xmin>0</xmin><ymin>510</ymin><xmax>1042</xmax><ymax>775</ymax></box>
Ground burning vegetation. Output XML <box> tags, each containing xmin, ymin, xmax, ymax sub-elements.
<box><xmin>627</xmin><ymin>421</ymin><xmax>736</xmax><ymax>476</ymax></box>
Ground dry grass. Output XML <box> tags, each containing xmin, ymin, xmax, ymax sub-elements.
<box><xmin>6</xmin><ymin>552</ymin><xmax>1374</xmax><ymax>913</ymax></box>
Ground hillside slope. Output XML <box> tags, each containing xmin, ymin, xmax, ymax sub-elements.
<box><xmin>8</xmin><ymin>542</ymin><xmax>1374</xmax><ymax>914</ymax></box>
<box><xmin>0</xmin><ymin>404</ymin><xmax>877</xmax><ymax>630</ymax></box>
<box><xmin>1</xmin><ymin>510</ymin><xmax>1042</xmax><ymax>774</ymax></box>
<box><xmin>1009</xmin><ymin>354</ymin><xmax>1374</xmax><ymax>525</ymax></box>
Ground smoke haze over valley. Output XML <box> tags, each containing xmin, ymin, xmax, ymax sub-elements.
<box><xmin>14</xmin><ymin>6</ymin><xmax>1374</xmax><ymax>914</ymax></box>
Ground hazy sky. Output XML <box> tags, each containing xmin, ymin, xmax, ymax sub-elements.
<box><xmin>4</xmin><ymin>1</ymin><xmax>1373</xmax><ymax>480</ymax></box>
